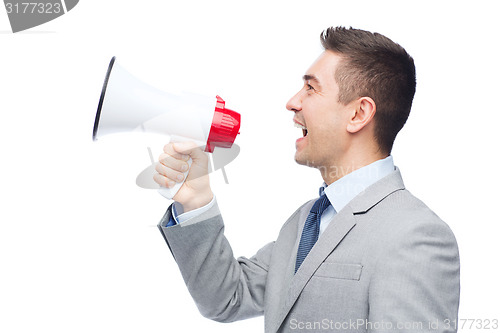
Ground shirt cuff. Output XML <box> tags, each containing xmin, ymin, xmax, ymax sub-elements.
<box><xmin>171</xmin><ymin>196</ymin><xmax>216</xmax><ymax>225</ymax></box>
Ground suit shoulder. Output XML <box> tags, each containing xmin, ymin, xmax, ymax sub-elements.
<box><xmin>371</xmin><ymin>188</ymin><xmax>458</xmax><ymax>243</ymax></box>
<box><xmin>361</xmin><ymin>189</ymin><xmax>460</xmax><ymax>272</ymax></box>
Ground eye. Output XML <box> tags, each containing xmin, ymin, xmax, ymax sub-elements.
<box><xmin>306</xmin><ymin>83</ymin><xmax>315</xmax><ymax>91</ymax></box>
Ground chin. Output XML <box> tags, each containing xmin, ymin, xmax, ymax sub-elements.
<box><xmin>296</xmin><ymin>149</ymin><xmax>331</xmax><ymax>171</ymax></box>
<box><xmin>295</xmin><ymin>152</ymin><xmax>315</xmax><ymax>168</ymax></box>
<box><xmin>294</xmin><ymin>156</ymin><xmax>307</xmax><ymax>166</ymax></box>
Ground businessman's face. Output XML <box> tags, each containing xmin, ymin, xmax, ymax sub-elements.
<box><xmin>287</xmin><ymin>51</ymin><xmax>353</xmax><ymax>172</ymax></box>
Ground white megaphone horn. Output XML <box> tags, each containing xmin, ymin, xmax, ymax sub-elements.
<box><xmin>93</xmin><ymin>57</ymin><xmax>241</xmax><ymax>199</ymax></box>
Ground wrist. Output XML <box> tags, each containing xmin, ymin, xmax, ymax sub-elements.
<box><xmin>181</xmin><ymin>191</ymin><xmax>214</xmax><ymax>213</ymax></box>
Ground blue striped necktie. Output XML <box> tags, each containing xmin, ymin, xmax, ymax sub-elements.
<box><xmin>295</xmin><ymin>193</ymin><xmax>331</xmax><ymax>273</ymax></box>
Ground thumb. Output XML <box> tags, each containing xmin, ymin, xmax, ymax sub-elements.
<box><xmin>172</xmin><ymin>142</ymin><xmax>207</xmax><ymax>164</ymax></box>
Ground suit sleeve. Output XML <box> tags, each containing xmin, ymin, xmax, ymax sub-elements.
<box><xmin>157</xmin><ymin>199</ymin><xmax>273</xmax><ymax>322</ymax></box>
<box><xmin>367</xmin><ymin>217</ymin><xmax>460</xmax><ymax>333</ymax></box>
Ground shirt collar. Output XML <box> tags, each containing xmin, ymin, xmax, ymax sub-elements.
<box><xmin>322</xmin><ymin>155</ymin><xmax>396</xmax><ymax>214</ymax></box>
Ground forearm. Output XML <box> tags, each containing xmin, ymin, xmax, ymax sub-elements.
<box><xmin>157</xmin><ymin>200</ymin><xmax>271</xmax><ymax>322</ymax></box>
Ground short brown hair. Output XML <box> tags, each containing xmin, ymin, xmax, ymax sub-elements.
<box><xmin>320</xmin><ymin>27</ymin><xmax>416</xmax><ymax>154</ymax></box>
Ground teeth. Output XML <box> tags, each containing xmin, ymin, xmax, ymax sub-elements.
<box><xmin>294</xmin><ymin>122</ymin><xmax>307</xmax><ymax>130</ymax></box>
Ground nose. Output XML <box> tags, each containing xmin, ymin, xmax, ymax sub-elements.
<box><xmin>286</xmin><ymin>90</ymin><xmax>302</xmax><ymax>113</ymax></box>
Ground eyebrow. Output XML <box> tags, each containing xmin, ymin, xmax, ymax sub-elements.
<box><xmin>302</xmin><ymin>74</ymin><xmax>322</xmax><ymax>89</ymax></box>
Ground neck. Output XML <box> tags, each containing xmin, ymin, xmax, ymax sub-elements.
<box><xmin>320</xmin><ymin>149</ymin><xmax>388</xmax><ymax>185</ymax></box>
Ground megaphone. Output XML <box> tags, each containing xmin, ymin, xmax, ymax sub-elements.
<box><xmin>93</xmin><ymin>57</ymin><xmax>241</xmax><ymax>199</ymax></box>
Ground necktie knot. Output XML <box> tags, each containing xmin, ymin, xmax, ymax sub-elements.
<box><xmin>310</xmin><ymin>194</ymin><xmax>330</xmax><ymax>215</ymax></box>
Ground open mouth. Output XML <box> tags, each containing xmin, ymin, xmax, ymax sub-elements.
<box><xmin>294</xmin><ymin>121</ymin><xmax>308</xmax><ymax>137</ymax></box>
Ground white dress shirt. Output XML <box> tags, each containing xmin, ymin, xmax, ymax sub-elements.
<box><xmin>172</xmin><ymin>156</ymin><xmax>396</xmax><ymax>231</ymax></box>
<box><xmin>319</xmin><ymin>155</ymin><xmax>395</xmax><ymax>235</ymax></box>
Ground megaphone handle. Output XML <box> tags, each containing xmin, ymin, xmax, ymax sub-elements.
<box><xmin>157</xmin><ymin>157</ymin><xmax>192</xmax><ymax>200</ymax></box>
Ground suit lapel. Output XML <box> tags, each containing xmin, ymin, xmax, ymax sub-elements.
<box><xmin>270</xmin><ymin>169</ymin><xmax>405</xmax><ymax>332</ymax></box>
<box><xmin>271</xmin><ymin>208</ymin><xmax>357</xmax><ymax>332</ymax></box>
<box><xmin>266</xmin><ymin>199</ymin><xmax>313</xmax><ymax>332</ymax></box>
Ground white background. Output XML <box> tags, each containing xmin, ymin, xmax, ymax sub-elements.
<box><xmin>1</xmin><ymin>1</ymin><xmax>499</xmax><ymax>332</ymax></box>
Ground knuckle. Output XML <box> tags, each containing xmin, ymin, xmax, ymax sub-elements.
<box><xmin>154</xmin><ymin>173</ymin><xmax>175</xmax><ymax>188</ymax></box>
<box><xmin>179</xmin><ymin>161</ymin><xmax>188</xmax><ymax>172</ymax></box>
<box><xmin>154</xmin><ymin>163</ymin><xmax>163</xmax><ymax>174</ymax></box>
<box><xmin>173</xmin><ymin>160</ymin><xmax>185</xmax><ymax>172</ymax></box>
<box><xmin>158</xmin><ymin>153</ymin><xmax>168</xmax><ymax>164</ymax></box>
<box><xmin>163</xmin><ymin>143</ymin><xmax>174</xmax><ymax>153</ymax></box>
<box><xmin>174</xmin><ymin>171</ymin><xmax>184</xmax><ymax>182</ymax></box>
<box><xmin>153</xmin><ymin>173</ymin><xmax>166</xmax><ymax>186</ymax></box>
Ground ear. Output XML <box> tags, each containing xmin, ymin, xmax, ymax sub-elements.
<box><xmin>346</xmin><ymin>97</ymin><xmax>376</xmax><ymax>134</ymax></box>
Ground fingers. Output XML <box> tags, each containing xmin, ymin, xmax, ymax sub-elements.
<box><xmin>154</xmin><ymin>142</ymin><xmax>209</xmax><ymax>191</ymax></box>
<box><xmin>154</xmin><ymin>143</ymin><xmax>191</xmax><ymax>188</ymax></box>
<box><xmin>163</xmin><ymin>143</ymin><xmax>191</xmax><ymax>162</ymax></box>
<box><xmin>158</xmin><ymin>152</ymin><xmax>189</xmax><ymax>173</ymax></box>
<box><xmin>170</xmin><ymin>142</ymin><xmax>206</xmax><ymax>163</ymax></box>
<box><xmin>155</xmin><ymin>160</ymin><xmax>186</xmax><ymax>180</ymax></box>
<box><xmin>153</xmin><ymin>172</ymin><xmax>175</xmax><ymax>188</ymax></box>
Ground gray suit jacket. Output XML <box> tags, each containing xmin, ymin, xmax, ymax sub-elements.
<box><xmin>158</xmin><ymin>169</ymin><xmax>460</xmax><ymax>332</ymax></box>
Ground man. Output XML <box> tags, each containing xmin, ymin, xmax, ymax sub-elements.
<box><xmin>154</xmin><ymin>27</ymin><xmax>460</xmax><ymax>332</ymax></box>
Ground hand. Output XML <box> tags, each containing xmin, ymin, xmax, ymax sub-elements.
<box><xmin>153</xmin><ymin>142</ymin><xmax>213</xmax><ymax>212</ymax></box>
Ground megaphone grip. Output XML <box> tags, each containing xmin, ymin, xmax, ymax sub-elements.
<box><xmin>156</xmin><ymin>135</ymin><xmax>202</xmax><ymax>200</ymax></box>
<box><xmin>157</xmin><ymin>157</ymin><xmax>192</xmax><ymax>200</ymax></box>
